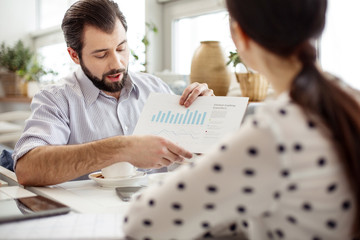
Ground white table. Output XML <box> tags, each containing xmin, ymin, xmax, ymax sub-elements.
<box><xmin>29</xmin><ymin>179</ymin><xmax>132</xmax><ymax>215</ymax></box>
<box><xmin>0</xmin><ymin>166</ymin><xmax>154</xmax><ymax>239</ymax></box>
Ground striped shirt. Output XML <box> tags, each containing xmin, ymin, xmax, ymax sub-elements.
<box><xmin>12</xmin><ymin>67</ymin><xmax>173</xmax><ymax>168</ymax></box>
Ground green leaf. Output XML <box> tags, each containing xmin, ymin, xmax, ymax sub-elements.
<box><xmin>227</xmin><ymin>50</ymin><xmax>250</xmax><ymax>72</ymax></box>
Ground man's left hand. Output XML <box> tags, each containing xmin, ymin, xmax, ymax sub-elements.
<box><xmin>179</xmin><ymin>82</ymin><xmax>215</xmax><ymax>107</ymax></box>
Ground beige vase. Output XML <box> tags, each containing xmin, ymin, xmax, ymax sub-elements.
<box><xmin>190</xmin><ymin>41</ymin><xmax>231</xmax><ymax>96</ymax></box>
<box><xmin>236</xmin><ymin>73</ymin><xmax>269</xmax><ymax>101</ymax></box>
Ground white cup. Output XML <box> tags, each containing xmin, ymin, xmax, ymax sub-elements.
<box><xmin>101</xmin><ymin>162</ymin><xmax>137</xmax><ymax>179</ymax></box>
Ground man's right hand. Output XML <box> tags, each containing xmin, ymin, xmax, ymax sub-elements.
<box><xmin>117</xmin><ymin>135</ymin><xmax>193</xmax><ymax>169</ymax></box>
<box><xmin>16</xmin><ymin>135</ymin><xmax>192</xmax><ymax>186</ymax></box>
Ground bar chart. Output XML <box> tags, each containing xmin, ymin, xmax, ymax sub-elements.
<box><xmin>133</xmin><ymin>93</ymin><xmax>249</xmax><ymax>153</ymax></box>
<box><xmin>151</xmin><ymin>110</ymin><xmax>207</xmax><ymax>125</ymax></box>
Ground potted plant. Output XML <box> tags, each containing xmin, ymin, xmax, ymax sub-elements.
<box><xmin>130</xmin><ymin>22</ymin><xmax>158</xmax><ymax>73</ymax></box>
<box><xmin>227</xmin><ymin>51</ymin><xmax>268</xmax><ymax>101</ymax></box>
<box><xmin>16</xmin><ymin>56</ymin><xmax>58</xmax><ymax>97</ymax></box>
<box><xmin>0</xmin><ymin>40</ymin><xmax>32</xmax><ymax>96</ymax></box>
<box><xmin>0</xmin><ymin>41</ymin><xmax>57</xmax><ymax>97</ymax></box>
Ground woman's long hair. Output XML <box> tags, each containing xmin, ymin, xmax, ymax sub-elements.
<box><xmin>226</xmin><ymin>0</ymin><xmax>360</xmax><ymax>236</ymax></box>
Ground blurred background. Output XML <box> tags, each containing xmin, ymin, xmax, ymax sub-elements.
<box><xmin>0</xmin><ymin>0</ymin><xmax>359</xmax><ymax>86</ymax></box>
<box><xmin>0</xmin><ymin>0</ymin><xmax>359</xmax><ymax>147</ymax></box>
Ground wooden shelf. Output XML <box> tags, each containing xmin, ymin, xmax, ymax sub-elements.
<box><xmin>0</xmin><ymin>96</ymin><xmax>32</xmax><ymax>103</ymax></box>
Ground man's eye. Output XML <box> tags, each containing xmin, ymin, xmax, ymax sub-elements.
<box><xmin>117</xmin><ymin>47</ymin><xmax>126</xmax><ymax>52</ymax></box>
<box><xmin>95</xmin><ymin>54</ymin><xmax>107</xmax><ymax>59</ymax></box>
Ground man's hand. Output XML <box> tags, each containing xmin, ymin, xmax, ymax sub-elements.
<box><xmin>179</xmin><ymin>82</ymin><xmax>215</xmax><ymax>107</ymax></box>
<box><xmin>123</xmin><ymin>135</ymin><xmax>193</xmax><ymax>169</ymax></box>
<box><xmin>16</xmin><ymin>135</ymin><xmax>192</xmax><ymax>186</ymax></box>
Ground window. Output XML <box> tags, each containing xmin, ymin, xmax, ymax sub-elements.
<box><xmin>37</xmin><ymin>43</ymin><xmax>76</xmax><ymax>82</ymax></box>
<box><xmin>320</xmin><ymin>0</ymin><xmax>360</xmax><ymax>89</ymax></box>
<box><xmin>173</xmin><ymin>11</ymin><xmax>235</xmax><ymax>74</ymax></box>
<box><xmin>38</xmin><ymin>0</ymin><xmax>77</xmax><ymax>30</ymax></box>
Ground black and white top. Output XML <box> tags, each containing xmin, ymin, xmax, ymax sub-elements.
<box><xmin>123</xmin><ymin>93</ymin><xmax>355</xmax><ymax>240</ymax></box>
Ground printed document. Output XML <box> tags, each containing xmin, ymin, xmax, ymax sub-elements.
<box><xmin>133</xmin><ymin>93</ymin><xmax>249</xmax><ymax>153</ymax></box>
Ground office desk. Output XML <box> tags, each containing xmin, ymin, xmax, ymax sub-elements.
<box><xmin>0</xmin><ymin>166</ymin><xmax>153</xmax><ymax>239</ymax></box>
<box><xmin>29</xmin><ymin>179</ymin><xmax>132</xmax><ymax>215</ymax></box>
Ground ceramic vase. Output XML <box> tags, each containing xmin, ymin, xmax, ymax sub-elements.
<box><xmin>190</xmin><ymin>41</ymin><xmax>231</xmax><ymax>96</ymax></box>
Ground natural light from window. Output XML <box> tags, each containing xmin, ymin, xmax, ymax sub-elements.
<box><xmin>39</xmin><ymin>0</ymin><xmax>77</xmax><ymax>29</ymax></box>
<box><xmin>320</xmin><ymin>0</ymin><xmax>360</xmax><ymax>89</ymax></box>
<box><xmin>173</xmin><ymin>11</ymin><xmax>235</xmax><ymax>75</ymax></box>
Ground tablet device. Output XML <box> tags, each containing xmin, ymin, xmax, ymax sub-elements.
<box><xmin>0</xmin><ymin>195</ymin><xmax>71</xmax><ymax>224</ymax></box>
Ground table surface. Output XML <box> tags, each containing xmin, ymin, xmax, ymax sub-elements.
<box><xmin>0</xmin><ymin>166</ymin><xmax>154</xmax><ymax>239</ymax></box>
<box><xmin>29</xmin><ymin>178</ymin><xmax>133</xmax><ymax>214</ymax></box>
<box><xmin>0</xmin><ymin>166</ymin><xmax>143</xmax><ymax>213</ymax></box>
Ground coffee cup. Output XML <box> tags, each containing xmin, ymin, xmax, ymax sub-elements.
<box><xmin>101</xmin><ymin>162</ymin><xmax>137</xmax><ymax>179</ymax></box>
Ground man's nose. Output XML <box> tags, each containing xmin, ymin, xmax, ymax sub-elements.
<box><xmin>108</xmin><ymin>52</ymin><xmax>125</xmax><ymax>70</ymax></box>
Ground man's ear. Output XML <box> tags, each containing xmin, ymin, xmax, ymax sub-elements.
<box><xmin>230</xmin><ymin>20</ymin><xmax>250</xmax><ymax>52</ymax></box>
<box><xmin>67</xmin><ymin>47</ymin><xmax>80</xmax><ymax>64</ymax></box>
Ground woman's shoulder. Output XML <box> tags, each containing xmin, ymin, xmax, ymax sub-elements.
<box><xmin>248</xmin><ymin>92</ymin><xmax>305</xmax><ymax>129</ymax></box>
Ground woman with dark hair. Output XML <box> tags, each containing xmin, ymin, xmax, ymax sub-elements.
<box><xmin>123</xmin><ymin>0</ymin><xmax>360</xmax><ymax>239</ymax></box>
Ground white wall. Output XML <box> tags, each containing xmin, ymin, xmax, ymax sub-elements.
<box><xmin>0</xmin><ymin>0</ymin><xmax>37</xmax><ymax>47</ymax></box>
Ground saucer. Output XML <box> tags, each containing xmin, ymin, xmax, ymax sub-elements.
<box><xmin>89</xmin><ymin>171</ymin><xmax>147</xmax><ymax>188</ymax></box>
<box><xmin>147</xmin><ymin>172</ymin><xmax>171</xmax><ymax>185</ymax></box>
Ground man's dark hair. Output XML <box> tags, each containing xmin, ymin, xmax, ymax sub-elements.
<box><xmin>61</xmin><ymin>0</ymin><xmax>127</xmax><ymax>58</ymax></box>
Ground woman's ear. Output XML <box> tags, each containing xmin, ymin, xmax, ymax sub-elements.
<box><xmin>67</xmin><ymin>47</ymin><xmax>80</xmax><ymax>64</ymax></box>
<box><xmin>230</xmin><ymin>20</ymin><xmax>250</xmax><ymax>52</ymax></box>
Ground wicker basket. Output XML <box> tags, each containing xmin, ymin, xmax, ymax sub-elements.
<box><xmin>0</xmin><ymin>72</ymin><xmax>23</xmax><ymax>96</ymax></box>
<box><xmin>235</xmin><ymin>73</ymin><xmax>268</xmax><ymax>101</ymax></box>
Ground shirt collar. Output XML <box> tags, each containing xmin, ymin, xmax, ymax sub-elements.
<box><xmin>75</xmin><ymin>67</ymin><xmax>140</xmax><ymax>106</ymax></box>
<box><xmin>276</xmin><ymin>91</ymin><xmax>291</xmax><ymax>102</ymax></box>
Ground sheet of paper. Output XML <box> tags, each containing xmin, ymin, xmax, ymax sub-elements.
<box><xmin>133</xmin><ymin>93</ymin><xmax>249</xmax><ymax>153</ymax></box>
<box><xmin>0</xmin><ymin>213</ymin><xmax>125</xmax><ymax>239</ymax></box>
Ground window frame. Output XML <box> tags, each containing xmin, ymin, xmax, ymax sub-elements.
<box><xmin>162</xmin><ymin>0</ymin><xmax>227</xmax><ymax>72</ymax></box>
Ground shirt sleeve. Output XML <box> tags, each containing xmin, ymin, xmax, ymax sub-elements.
<box><xmin>122</xmin><ymin>113</ymin><xmax>285</xmax><ymax>239</ymax></box>
<box><xmin>12</xmin><ymin>89</ymin><xmax>71</xmax><ymax>166</ymax></box>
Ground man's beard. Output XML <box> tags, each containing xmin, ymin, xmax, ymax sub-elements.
<box><xmin>80</xmin><ymin>61</ymin><xmax>128</xmax><ymax>93</ymax></box>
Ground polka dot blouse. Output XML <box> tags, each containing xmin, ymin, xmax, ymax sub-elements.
<box><xmin>123</xmin><ymin>93</ymin><xmax>355</xmax><ymax>240</ymax></box>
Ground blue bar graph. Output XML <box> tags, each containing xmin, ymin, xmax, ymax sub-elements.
<box><xmin>151</xmin><ymin>109</ymin><xmax>207</xmax><ymax>125</ymax></box>
<box><xmin>183</xmin><ymin>110</ymin><xmax>190</xmax><ymax>124</ymax></box>
<box><xmin>169</xmin><ymin>114</ymin><xmax>174</xmax><ymax>124</ymax></box>
<box><xmin>160</xmin><ymin>113</ymin><xmax>166</xmax><ymax>123</ymax></box>
<box><xmin>174</xmin><ymin>113</ymin><xmax>179</xmax><ymax>124</ymax></box>
<box><xmin>178</xmin><ymin>114</ymin><xmax>183</xmax><ymax>124</ymax></box>
<box><xmin>165</xmin><ymin>111</ymin><xmax>171</xmax><ymax>123</ymax></box>
<box><xmin>155</xmin><ymin>111</ymin><xmax>162</xmax><ymax>122</ymax></box>
<box><xmin>201</xmin><ymin>112</ymin><xmax>207</xmax><ymax>125</ymax></box>
<box><xmin>187</xmin><ymin>112</ymin><xmax>193</xmax><ymax>124</ymax></box>
<box><xmin>192</xmin><ymin>110</ymin><xmax>198</xmax><ymax>124</ymax></box>
<box><xmin>196</xmin><ymin>113</ymin><xmax>202</xmax><ymax>125</ymax></box>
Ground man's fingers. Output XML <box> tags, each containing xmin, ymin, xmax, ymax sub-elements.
<box><xmin>166</xmin><ymin>142</ymin><xmax>192</xmax><ymax>160</ymax></box>
<box><xmin>159</xmin><ymin>158</ymin><xmax>172</xmax><ymax>167</ymax></box>
<box><xmin>162</xmin><ymin>150</ymin><xmax>185</xmax><ymax>163</ymax></box>
<box><xmin>202</xmin><ymin>89</ymin><xmax>215</xmax><ymax>96</ymax></box>
<box><xmin>179</xmin><ymin>82</ymin><xmax>199</xmax><ymax>105</ymax></box>
<box><xmin>183</xmin><ymin>83</ymin><xmax>209</xmax><ymax>107</ymax></box>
